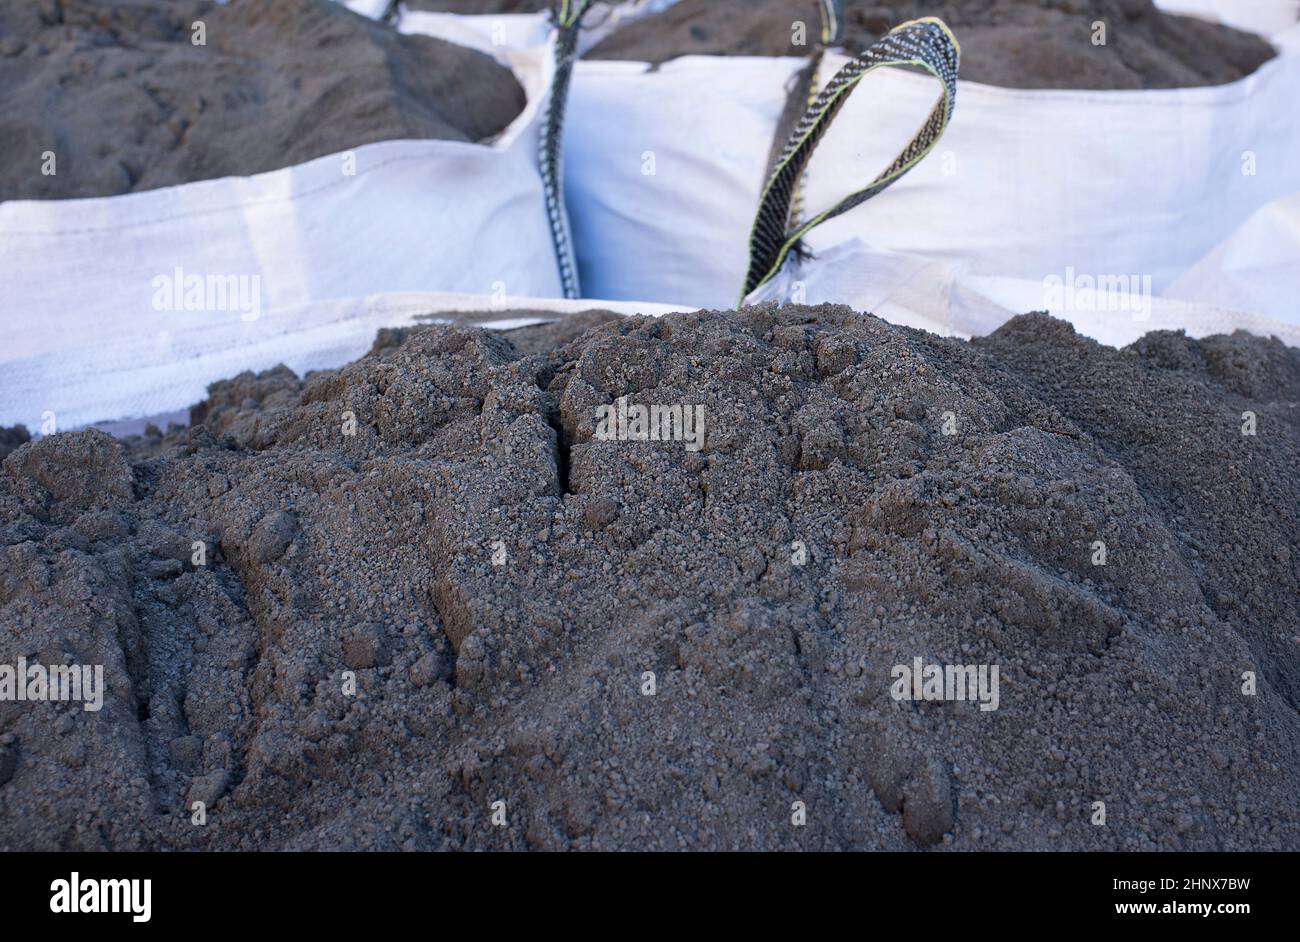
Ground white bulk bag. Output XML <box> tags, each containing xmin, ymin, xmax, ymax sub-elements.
<box><xmin>338</xmin><ymin>0</ymin><xmax>393</xmax><ymax>20</ymax></box>
<box><xmin>0</xmin><ymin>42</ymin><xmax>563</xmax><ymax>431</ymax></box>
<box><xmin>565</xmin><ymin>55</ymin><xmax>808</xmax><ymax>309</ymax></box>
<box><xmin>1155</xmin><ymin>0</ymin><xmax>1299</xmax><ymax>37</ymax></box>
<box><xmin>396</xmin><ymin>1</ymin><xmax>686</xmax><ymax>302</ymax></box>
<box><xmin>3</xmin><ymin>284</ymin><xmax>689</xmax><ymax>436</ymax></box>
<box><xmin>395</xmin><ymin>0</ymin><xmax>680</xmax><ymax>61</ymax></box>
<box><xmin>799</xmin><ymin>27</ymin><xmax>1300</xmax><ymax>309</ymax></box>
<box><xmin>1164</xmin><ymin>191</ymin><xmax>1300</xmax><ymax>322</ymax></box>
<box><xmin>747</xmin><ymin>237</ymin><xmax>1300</xmax><ymax>350</ymax></box>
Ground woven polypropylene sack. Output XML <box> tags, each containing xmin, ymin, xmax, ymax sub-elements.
<box><xmin>0</xmin><ymin>42</ymin><xmax>563</xmax><ymax>431</ymax></box>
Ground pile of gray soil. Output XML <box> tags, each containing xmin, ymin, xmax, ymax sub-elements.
<box><xmin>585</xmin><ymin>0</ymin><xmax>1276</xmax><ymax>89</ymax></box>
<box><xmin>1</xmin><ymin>305</ymin><xmax>1296</xmax><ymax>850</ymax></box>
<box><xmin>0</xmin><ymin>0</ymin><xmax>526</xmax><ymax>201</ymax></box>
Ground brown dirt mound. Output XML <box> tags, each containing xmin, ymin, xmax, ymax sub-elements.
<box><xmin>585</xmin><ymin>0</ymin><xmax>1276</xmax><ymax>89</ymax></box>
<box><xmin>0</xmin><ymin>0</ymin><xmax>527</xmax><ymax>201</ymax></box>
<box><xmin>1</xmin><ymin>306</ymin><xmax>1296</xmax><ymax>850</ymax></box>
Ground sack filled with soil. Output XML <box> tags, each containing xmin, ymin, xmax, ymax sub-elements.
<box><xmin>0</xmin><ymin>0</ymin><xmax>527</xmax><ymax>201</ymax></box>
<box><xmin>585</xmin><ymin>0</ymin><xmax>1276</xmax><ymax>89</ymax></box>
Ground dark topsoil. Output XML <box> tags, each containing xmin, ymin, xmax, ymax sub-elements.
<box><xmin>1</xmin><ymin>306</ymin><xmax>1297</xmax><ymax>850</ymax></box>
<box><xmin>585</xmin><ymin>0</ymin><xmax>1276</xmax><ymax>89</ymax></box>
<box><xmin>0</xmin><ymin>0</ymin><xmax>526</xmax><ymax>201</ymax></box>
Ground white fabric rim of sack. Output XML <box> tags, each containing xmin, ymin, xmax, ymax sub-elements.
<box><xmin>1156</xmin><ymin>0</ymin><xmax>1300</xmax><ymax>36</ymax></box>
<box><xmin>0</xmin><ymin>41</ymin><xmax>564</xmax><ymax>432</ymax></box>
<box><xmin>394</xmin><ymin>0</ymin><xmax>681</xmax><ymax>63</ymax></box>
<box><xmin>338</xmin><ymin>0</ymin><xmax>394</xmax><ymax>20</ymax></box>
<box><xmin>746</xmin><ymin>237</ymin><xmax>1300</xmax><ymax>351</ymax></box>
<box><xmin>78</xmin><ymin>291</ymin><xmax>692</xmax><ymax>439</ymax></box>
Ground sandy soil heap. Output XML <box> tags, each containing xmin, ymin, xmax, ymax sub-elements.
<box><xmin>0</xmin><ymin>0</ymin><xmax>527</xmax><ymax>201</ymax></box>
<box><xmin>585</xmin><ymin>0</ymin><xmax>1276</xmax><ymax>89</ymax></box>
<box><xmin>1</xmin><ymin>306</ymin><xmax>1296</xmax><ymax>850</ymax></box>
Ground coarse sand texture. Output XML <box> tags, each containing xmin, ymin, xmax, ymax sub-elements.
<box><xmin>586</xmin><ymin>0</ymin><xmax>1275</xmax><ymax>89</ymax></box>
<box><xmin>1</xmin><ymin>306</ymin><xmax>1296</xmax><ymax>850</ymax></box>
<box><xmin>0</xmin><ymin>0</ymin><xmax>526</xmax><ymax>200</ymax></box>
